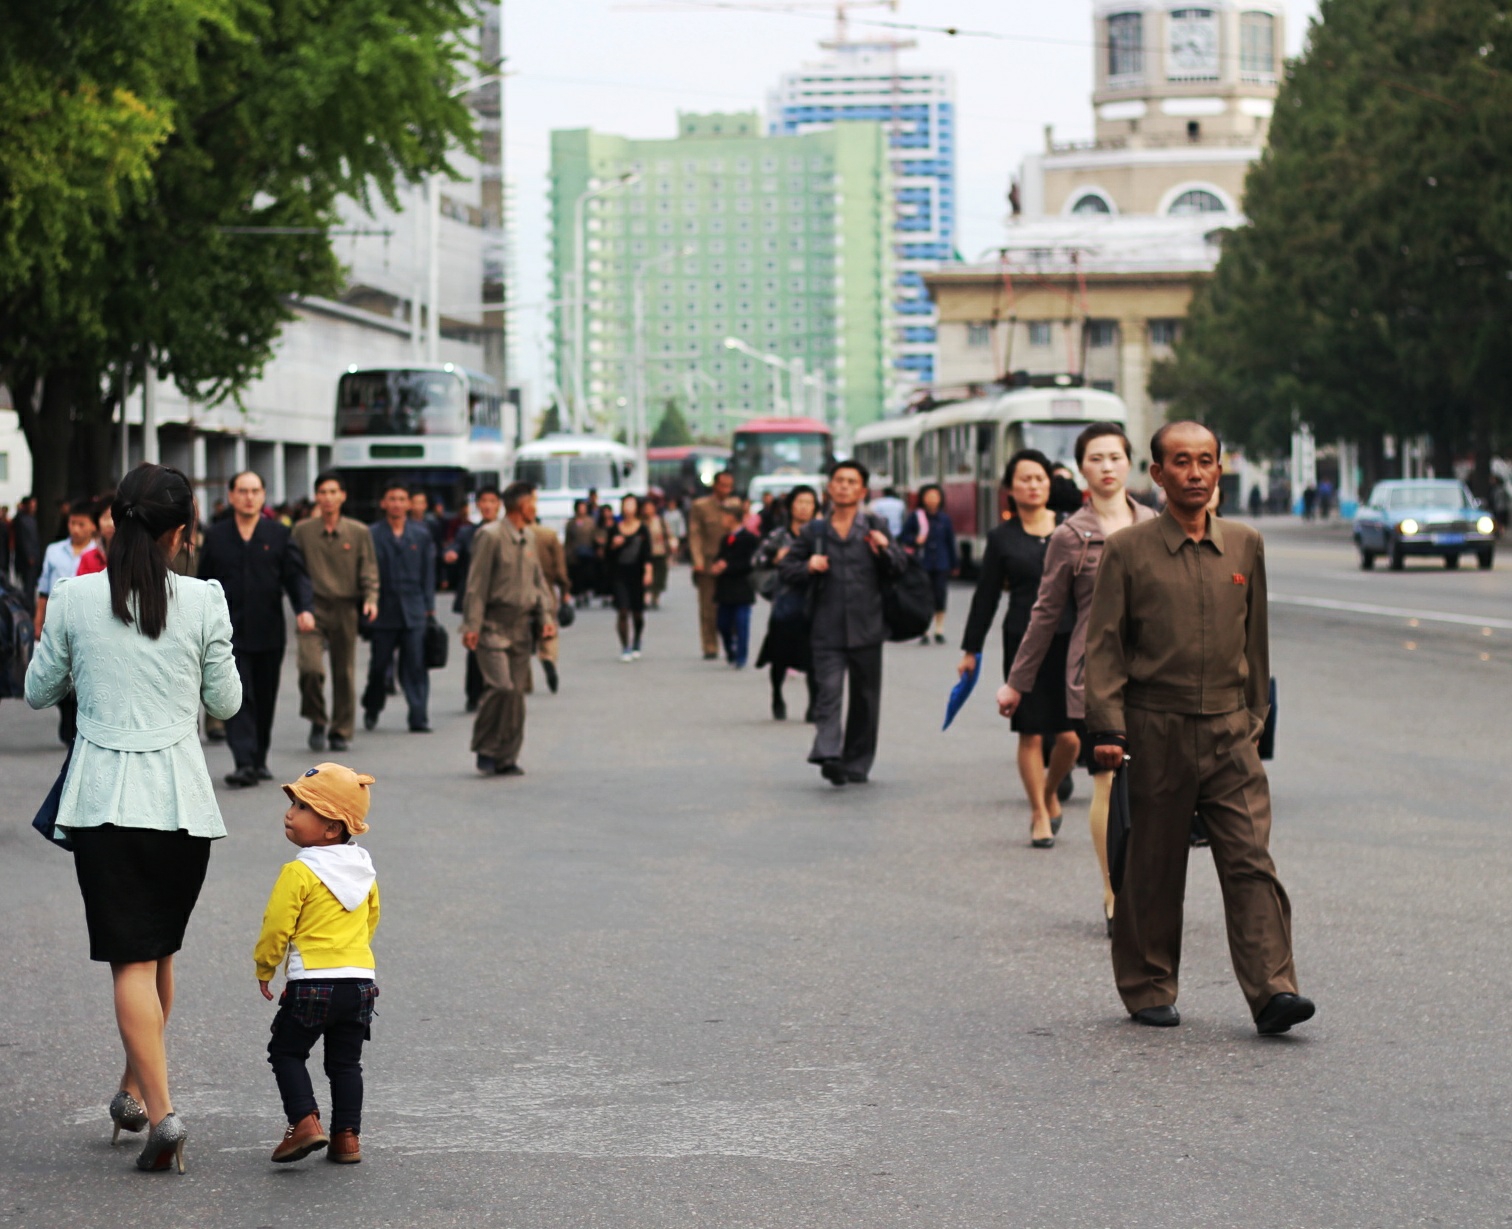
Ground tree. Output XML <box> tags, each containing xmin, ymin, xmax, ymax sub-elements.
<box><xmin>0</xmin><ymin>0</ymin><xmax>480</xmax><ymax>516</ymax></box>
<box><xmin>536</xmin><ymin>403</ymin><xmax>563</xmax><ymax>438</ymax></box>
<box><xmin>1153</xmin><ymin>0</ymin><xmax>1512</xmax><ymax>494</ymax></box>
<box><xmin>650</xmin><ymin>399</ymin><xmax>694</xmax><ymax>447</ymax></box>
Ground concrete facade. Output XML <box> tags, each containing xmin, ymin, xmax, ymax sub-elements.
<box><xmin>549</xmin><ymin>113</ymin><xmax>892</xmax><ymax>439</ymax></box>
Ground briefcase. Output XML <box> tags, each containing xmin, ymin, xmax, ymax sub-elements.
<box><xmin>423</xmin><ymin>615</ymin><xmax>449</xmax><ymax>671</ymax></box>
<box><xmin>1106</xmin><ymin>763</ymin><xmax>1131</xmax><ymax>895</ymax></box>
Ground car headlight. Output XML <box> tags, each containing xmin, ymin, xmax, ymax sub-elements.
<box><xmin>1398</xmin><ymin>519</ymin><xmax>1419</xmax><ymax>536</ymax></box>
<box><xmin>1477</xmin><ymin>516</ymin><xmax>1495</xmax><ymax>534</ymax></box>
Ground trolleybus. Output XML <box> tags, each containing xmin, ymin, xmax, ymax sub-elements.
<box><xmin>509</xmin><ymin>434</ymin><xmax>643</xmax><ymax>531</ymax></box>
<box><xmin>646</xmin><ymin>444</ymin><xmax>731</xmax><ymax>506</ymax></box>
<box><xmin>729</xmin><ymin>416</ymin><xmax>833</xmax><ymax>497</ymax></box>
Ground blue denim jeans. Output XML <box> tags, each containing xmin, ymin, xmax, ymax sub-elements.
<box><xmin>716</xmin><ymin>603</ymin><xmax>752</xmax><ymax>667</ymax></box>
<box><xmin>267</xmin><ymin>979</ymin><xmax>377</xmax><ymax>1132</ymax></box>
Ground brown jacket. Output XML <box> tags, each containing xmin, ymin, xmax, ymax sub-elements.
<box><xmin>688</xmin><ymin>494</ymin><xmax>725</xmax><ymax>571</ymax></box>
<box><xmin>292</xmin><ymin>516</ymin><xmax>380</xmax><ymax>606</ymax></box>
<box><xmin>529</xmin><ymin>524</ymin><xmax>569</xmax><ymax>591</ymax></box>
<box><xmin>462</xmin><ymin>519</ymin><xmax>556</xmax><ymax>644</ymax></box>
<box><xmin>1084</xmin><ymin>509</ymin><xmax>1270</xmax><ymax>737</ymax></box>
<box><xmin>1007</xmin><ymin>497</ymin><xmax>1155</xmax><ymax>719</ymax></box>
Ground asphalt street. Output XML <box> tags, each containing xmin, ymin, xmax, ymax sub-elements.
<box><xmin>2</xmin><ymin>516</ymin><xmax>1510</xmax><ymax>1228</ymax></box>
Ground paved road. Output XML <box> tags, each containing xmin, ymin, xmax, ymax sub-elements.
<box><xmin>2</xmin><ymin>517</ymin><xmax>1510</xmax><ymax>1227</ymax></box>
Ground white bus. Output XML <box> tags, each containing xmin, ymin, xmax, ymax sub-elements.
<box><xmin>330</xmin><ymin>364</ymin><xmax>505</xmax><ymax>518</ymax></box>
<box><xmin>854</xmin><ymin>385</ymin><xmax>1131</xmax><ymax>568</ymax></box>
<box><xmin>509</xmin><ymin>434</ymin><xmax>644</xmax><ymax>531</ymax></box>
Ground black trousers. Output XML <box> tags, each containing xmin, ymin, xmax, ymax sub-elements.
<box><xmin>267</xmin><ymin>979</ymin><xmax>376</xmax><ymax>1132</ymax></box>
<box><xmin>227</xmin><ymin>647</ymin><xmax>284</xmax><ymax>771</ymax></box>
<box><xmin>363</xmin><ymin>625</ymin><xmax>428</xmax><ymax>728</ymax></box>
<box><xmin>807</xmin><ymin>643</ymin><xmax>884</xmax><ymax>777</ymax></box>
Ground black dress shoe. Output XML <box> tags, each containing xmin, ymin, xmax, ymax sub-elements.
<box><xmin>543</xmin><ymin>661</ymin><xmax>559</xmax><ymax>694</ymax></box>
<box><xmin>819</xmin><ymin>760</ymin><xmax>848</xmax><ymax>786</ymax></box>
<box><xmin>772</xmin><ymin>694</ymin><xmax>788</xmax><ymax>721</ymax></box>
<box><xmin>1255</xmin><ymin>993</ymin><xmax>1315</xmax><ymax>1035</ymax></box>
<box><xmin>495</xmin><ymin>763</ymin><xmax>524</xmax><ymax>777</ymax></box>
<box><xmin>1131</xmin><ymin>1005</ymin><xmax>1181</xmax><ymax>1027</ymax></box>
<box><xmin>327</xmin><ymin>734</ymin><xmax>349</xmax><ymax>752</ymax></box>
<box><xmin>254</xmin><ymin>766</ymin><xmax>274</xmax><ymax>781</ymax></box>
<box><xmin>308</xmin><ymin>724</ymin><xmax>326</xmax><ymax>752</ymax></box>
<box><xmin>845</xmin><ymin>770</ymin><xmax>869</xmax><ymax>784</ymax></box>
<box><xmin>1057</xmin><ymin>774</ymin><xmax>1075</xmax><ymax>803</ymax></box>
<box><xmin>476</xmin><ymin>754</ymin><xmax>497</xmax><ymax>775</ymax></box>
<box><xmin>465</xmin><ymin>699</ymin><xmax>479</xmax><ymax>713</ymax></box>
<box><xmin>363</xmin><ymin>710</ymin><xmax>378</xmax><ymax>731</ymax></box>
<box><xmin>703</xmin><ymin>652</ymin><xmax>718</xmax><ymax>661</ymax></box>
<box><xmin>224</xmin><ymin>766</ymin><xmax>259</xmax><ymax>788</ymax></box>
<box><xmin>409</xmin><ymin>723</ymin><xmax>432</xmax><ymax>734</ymax></box>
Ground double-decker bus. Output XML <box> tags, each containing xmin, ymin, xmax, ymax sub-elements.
<box><xmin>853</xmin><ymin>385</ymin><xmax>1130</xmax><ymax>569</ymax></box>
<box><xmin>729</xmin><ymin>416</ymin><xmax>833</xmax><ymax>497</ymax></box>
<box><xmin>509</xmin><ymin>434</ymin><xmax>643</xmax><ymax>531</ymax></box>
<box><xmin>331</xmin><ymin>364</ymin><xmax>505</xmax><ymax>518</ymax></box>
<box><xmin>646</xmin><ymin>445</ymin><xmax>731</xmax><ymax>506</ymax></box>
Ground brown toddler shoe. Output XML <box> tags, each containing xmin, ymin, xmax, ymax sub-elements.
<box><xmin>271</xmin><ymin>1111</ymin><xmax>329</xmax><ymax>1163</ymax></box>
<box><xmin>327</xmin><ymin>1127</ymin><xmax>362</xmax><ymax>1164</ymax></box>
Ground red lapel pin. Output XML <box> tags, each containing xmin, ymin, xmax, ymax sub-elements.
<box><xmin>1232</xmin><ymin>573</ymin><xmax>1245</xmax><ymax>585</ymax></box>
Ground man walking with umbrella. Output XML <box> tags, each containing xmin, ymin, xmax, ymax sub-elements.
<box><xmin>1083</xmin><ymin>421</ymin><xmax>1314</xmax><ymax>1035</ymax></box>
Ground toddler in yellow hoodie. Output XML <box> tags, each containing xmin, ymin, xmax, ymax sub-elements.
<box><xmin>254</xmin><ymin>762</ymin><xmax>380</xmax><ymax>1166</ymax></box>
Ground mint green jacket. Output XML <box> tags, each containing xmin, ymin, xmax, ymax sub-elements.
<box><xmin>25</xmin><ymin>571</ymin><xmax>242</xmax><ymax>840</ymax></box>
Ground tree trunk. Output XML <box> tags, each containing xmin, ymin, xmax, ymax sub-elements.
<box><xmin>18</xmin><ymin>370</ymin><xmax>78</xmax><ymax>526</ymax></box>
<box><xmin>69</xmin><ymin>373</ymin><xmax>116</xmax><ymax>497</ymax></box>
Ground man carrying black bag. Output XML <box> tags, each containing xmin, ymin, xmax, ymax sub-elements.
<box><xmin>780</xmin><ymin>460</ymin><xmax>905</xmax><ymax>787</ymax></box>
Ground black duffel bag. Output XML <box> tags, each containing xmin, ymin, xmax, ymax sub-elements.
<box><xmin>881</xmin><ymin>554</ymin><xmax>935</xmax><ymax>642</ymax></box>
<box><xmin>423</xmin><ymin>615</ymin><xmax>449</xmax><ymax>671</ymax></box>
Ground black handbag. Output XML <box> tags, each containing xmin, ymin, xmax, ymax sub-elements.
<box><xmin>423</xmin><ymin>615</ymin><xmax>449</xmax><ymax>671</ymax></box>
<box><xmin>1106</xmin><ymin>762</ymin><xmax>1131</xmax><ymax>894</ymax></box>
<box><xmin>1258</xmin><ymin>676</ymin><xmax>1278</xmax><ymax>761</ymax></box>
<box><xmin>881</xmin><ymin>555</ymin><xmax>935</xmax><ymax>642</ymax></box>
<box><xmin>32</xmin><ymin>745</ymin><xmax>75</xmax><ymax>851</ymax></box>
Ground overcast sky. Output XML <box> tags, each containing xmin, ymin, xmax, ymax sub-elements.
<box><xmin>501</xmin><ymin>0</ymin><xmax>1320</xmax><ymax>406</ymax></box>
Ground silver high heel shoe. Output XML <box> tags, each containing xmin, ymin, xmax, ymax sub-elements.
<box><xmin>135</xmin><ymin>1113</ymin><xmax>187</xmax><ymax>1173</ymax></box>
<box><xmin>109</xmin><ymin>1091</ymin><xmax>148</xmax><ymax>1145</ymax></box>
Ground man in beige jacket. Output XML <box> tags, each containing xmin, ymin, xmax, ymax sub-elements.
<box><xmin>688</xmin><ymin>470</ymin><xmax>735</xmax><ymax>659</ymax></box>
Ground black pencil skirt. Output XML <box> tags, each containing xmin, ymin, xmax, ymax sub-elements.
<box><xmin>1002</xmin><ymin>629</ymin><xmax>1076</xmax><ymax>737</ymax></box>
<box><xmin>70</xmin><ymin>825</ymin><xmax>212</xmax><ymax>964</ymax></box>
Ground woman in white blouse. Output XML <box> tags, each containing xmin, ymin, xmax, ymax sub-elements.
<box><xmin>26</xmin><ymin>463</ymin><xmax>241</xmax><ymax>1173</ymax></box>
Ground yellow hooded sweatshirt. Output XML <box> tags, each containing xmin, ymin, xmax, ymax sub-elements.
<box><xmin>254</xmin><ymin>845</ymin><xmax>380</xmax><ymax>982</ymax></box>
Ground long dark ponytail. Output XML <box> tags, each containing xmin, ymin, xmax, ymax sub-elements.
<box><xmin>107</xmin><ymin>463</ymin><xmax>194</xmax><ymax>638</ymax></box>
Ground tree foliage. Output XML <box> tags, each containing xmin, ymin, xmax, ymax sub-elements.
<box><xmin>536</xmin><ymin>403</ymin><xmax>563</xmax><ymax>438</ymax></box>
<box><xmin>650</xmin><ymin>399</ymin><xmax>694</xmax><ymax>447</ymax></box>
<box><xmin>0</xmin><ymin>0</ymin><xmax>481</xmax><ymax>513</ymax></box>
<box><xmin>1152</xmin><ymin>0</ymin><xmax>1512</xmax><ymax>491</ymax></box>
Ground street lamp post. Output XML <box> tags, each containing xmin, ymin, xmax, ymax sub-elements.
<box><xmin>572</xmin><ymin>172</ymin><xmax>639</xmax><ymax>432</ymax></box>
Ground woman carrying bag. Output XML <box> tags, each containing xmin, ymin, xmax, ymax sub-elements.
<box><xmin>754</xmin><ymin>484</ymin><xmax>820</xmax><ymax>721</ymax></box>
<box><xmin>997</xmin><ymin>424</ymin><xmax>1155</xmax><ymax>934</ymax></box>
<box><xmin>25</xmin><ymin>463</ymin><xmax>242</xmax><ymax>1173</ymax></box>
<box><xmin>899</xmin><ymin>483</ymin><xmax>959</xmax><ymax>644</ymax></box>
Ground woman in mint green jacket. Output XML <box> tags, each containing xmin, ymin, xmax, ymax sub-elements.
<box><xmin>26</xmin><ymin>463</ymin><xmax>241</xmax><ymax>1173</ymax></box>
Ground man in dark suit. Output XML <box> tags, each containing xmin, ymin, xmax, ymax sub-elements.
<box><xmin>198</xmin><ymin>470</ymin><xmax>315</xmax><ymax>787</ymax></box>
<box><xmin>365</xmin><ymin>481</ymin><xmax>437</xmax><ymax>733</ymax></box>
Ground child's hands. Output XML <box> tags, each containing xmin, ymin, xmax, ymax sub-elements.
<box><xmin>259</xmin><ymin>980</ymin><xmax>274</xmax><ymax>1001</ymax></box>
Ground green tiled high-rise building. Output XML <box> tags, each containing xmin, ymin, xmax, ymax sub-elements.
<box><xmin>549</xmin><ymin>111</ymin><xmax>891</xmax><ymax>440</ymax></box>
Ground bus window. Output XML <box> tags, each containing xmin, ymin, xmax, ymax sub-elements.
<box><xmin>916</xmin><ymin>431</ymin><xmax>939</xmax><ymax>482</ymax></box>
<box><xmin>514</xmin><ymin>458</ymin><xmax>565</xmax><ymax>489</ymax></box>
<box><xmin>567</xmin><ymin>456</ymin><xmax>620</xmax><ymax>489</ymax></box>
<box><xmin>337</xmin><ymin>370</ymin><xmax>465</xmax><ymax>437</ymax></box>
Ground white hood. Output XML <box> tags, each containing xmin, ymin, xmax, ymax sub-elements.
<box><xmin>297</xmin><ymin>844</ymin><xmax>376</xmax><ymax>911</ymax></box>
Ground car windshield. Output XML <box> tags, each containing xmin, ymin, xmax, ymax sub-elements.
<box><xmin>1380</xmin><ymin>485</ymin><xmax>1465</xmax><ymax>511</ymax></box>
<box><xmin>337</xmin><ymin>370</ymin><xmax>466</xmax><ymax>437</ymax></box>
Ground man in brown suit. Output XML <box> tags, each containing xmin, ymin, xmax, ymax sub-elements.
<box><xmin>1084</xmin><ymin>421</ymin><xmax>1314</xmax><ymax>1036</ymax></box>
<box><xmin>528</xmin><ymin>515</ymin><xmax>569</xmax><ymax>694</ymax></box>
<box><xmin>688</xmin><ymin>470</ymin><xmax>735</xmax><ymax>659</ymax></box>
<box><xmin>462</xmin><ymin>481</ymin><xmax>556</xmax><ymax>776</ymax></box>
<box><xmin>292</xmin><ymin>472</ymin><xmax>380</xmax><ymax>753</ymax></box>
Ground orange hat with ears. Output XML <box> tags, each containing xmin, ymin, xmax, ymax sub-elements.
<box><xmin>281</xmin><ymin>762</ymin><xmax>375</xmax><ymax>836</ymax></box>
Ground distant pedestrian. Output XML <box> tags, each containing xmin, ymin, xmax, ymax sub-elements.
<box><xmin>962</xmin><ymin>450</ymin><xmax>1078</xmax><ymax>848</ymax></box>
<box><xmin>662</xmin><ymin>498</ymin><xmax>688</xmax><ymax>562</ymax></box>
<box><xmin>528</xmin><ymin>512</ymin><xmax>569</xmax><ymax>694</ymax></box>
<box><xmin>1084</xmin><ymin>421</ymin><xmax>1313</xmax><ymax>1035</ymax></box>
<box><xmin>899</xmin><ymin>483</ymin><xmax>958</xmax><ymax>645</ymax></box>
<box><xmin>564</xmin><ymin>500</ymin><xmax>598</xmax><ymax>609</ymax></box>
<box><xmin>1248</xmin><ymin>486</ymin><xmax>1263</xmax><ymax>518</ymax></box>
<box><xmin>0</xmin><ymin>503</ymin><xmax>10</xmax><ymax>582</ymax></box>
<box><xmin>592</xmin><ymin>505</ymin><xmax>618</xmax><ymax>606</ymax></box>
<box><xmin>1317</xmin><ymin>479</ymin><xmax>1334</xmax><ymax>519</ymax></box>
<box><xmin>689</xmin><ymin>470</ymin><xmax>736</xmax><ymax>659</ymax></box>
<box><xmin>364</xmin><ymin>483</ymin><xmax>436</xmax><ymax>735</ymax></box>
<box><xmin>712</xmin><ymin>499</ymin><xmax>759</xmax><ymax>668</ymax></box>
<box><xmin>780</xmin><ymin>460</ymin><xmax>905</xmax><ymax>786</ymax></box>
<box><xmin>998</xmin><ymin>425</ymin><xmax>1155</xmax><ymax>923</ymax></box>
<box><xmin>1302</xmin><ymin>485</ymin><xmax>1317</xmax><ymax>520</ymax></box>
<box><xmin>449</xmin><ymin>486</ymin><xmax>504</xmax><ymax>712</ymax></box>
<box><xmin>13</xmin><ymin>494</ymin><xmax>42</xmax><ymax>606</ymax></box>
<box><xmin>461</xmin><ymin>482</ymin><xmax>556</xmax><ymax>776</ymax></box>
<box><xmin>199</xmin><ymin>471</ymin><xmax>316</xmax><ymax>788</ymax></box>
<box><xmin>644</xmin><ymin>494</ymin><xmax>676</xmax><ymax>609</ymax></box>
<box><xmin>291</xmin><ymin>472</ymin><xmax>380</xmax><ymax>755</ymax></box>
<box><xmin>605</xmin><ymin>494</ymin><xmax>653</xmax><ymax>662</ymax></box>
<box><xmin>869</xmin><ymin>486</ymin><xmax>906</xmax><ymax>538</ymax></box>
<box><xmin>34</xmin><ymin>499</ymin><xmax>97</xmax><ymax>641</ymax></box>
<box><xmin>757</xmin><ymin>491</ymin><xmax>781</xmax><ymax>537</ymax></box>
<box><xmin>26</xmin><ymin>463</ymin><xmax>242</xmax><ymax>1173</ymax></box>
<box><xmin>255</xmin><ymin>761</ymin><xmax>380</xmax><ymax>1166</ymax></box>
<box><xmin>75</xmin><ymin>491</ymin><xmax>116</xmax><ymax>576</ymax></box>
<box><xmin>755</xmin><ymin>484</ymin><xmax>819</xmax><ymax>720</ymax></box>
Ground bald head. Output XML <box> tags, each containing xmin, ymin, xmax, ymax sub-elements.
<box><xmin>1149</xmin><ymin>421</ymin><xmax>1222</xmax><ymax>517</ymax></box>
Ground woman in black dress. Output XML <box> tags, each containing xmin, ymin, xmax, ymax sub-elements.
<box><xmin>754</xmin><ymin>484</ymin><xmax>819</xmax><ymax>721</ymax></box>
<box><xmin>604</xmin><ymin>494</ymin><xmax>653</xmax><ymax>661</ymax></box>
<box><xmin>958</xmin><ymin>450</ymin><xmax>1080</xmax><ymax>848</ymax></box>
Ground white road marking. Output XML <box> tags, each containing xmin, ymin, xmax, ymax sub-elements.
<box><xmin>1270</xmin><ymin>593</ymin><xmax>1512</xmax><ymax>631</ymax></box>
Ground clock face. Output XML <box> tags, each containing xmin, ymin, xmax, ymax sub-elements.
<box><xmin>1169</xmin><ymin>9</ymin><xmax>1219</xmax><ymax>75</ymax></box>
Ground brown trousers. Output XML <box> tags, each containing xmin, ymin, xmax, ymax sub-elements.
<box><xmin>695</xmin><ymin>571</ymin><xmax>719</xmax><ymax>656</ymax></box>
<box><xmin>471</xmin><ymin>613</ymin><xmax>532</xmax><ymax>766</ymax></box>
<box><xmin>297</xmin><ymin>598</ymin><xmax>360</xmax><ymax>739</ymax></box>
<box><xmin>1113</xmin><ymin>707</ymin><xmax>1298</xmax><ymax>1018</ymax></box>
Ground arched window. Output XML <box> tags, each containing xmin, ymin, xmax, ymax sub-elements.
<box><xmin>1071</xmin><ymin>192</ymin><xmax>1113</xmax><ymax>216</ymax></box>
<box><xmin>1241</xmin><ymin>11</ymin><xmax>1276</xmax><ymax>77</ymax></box>
<box><xmin>1168</xmin><ymin>189</ymin><xmax>1227</xmax><ymax>216</ymax></box>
